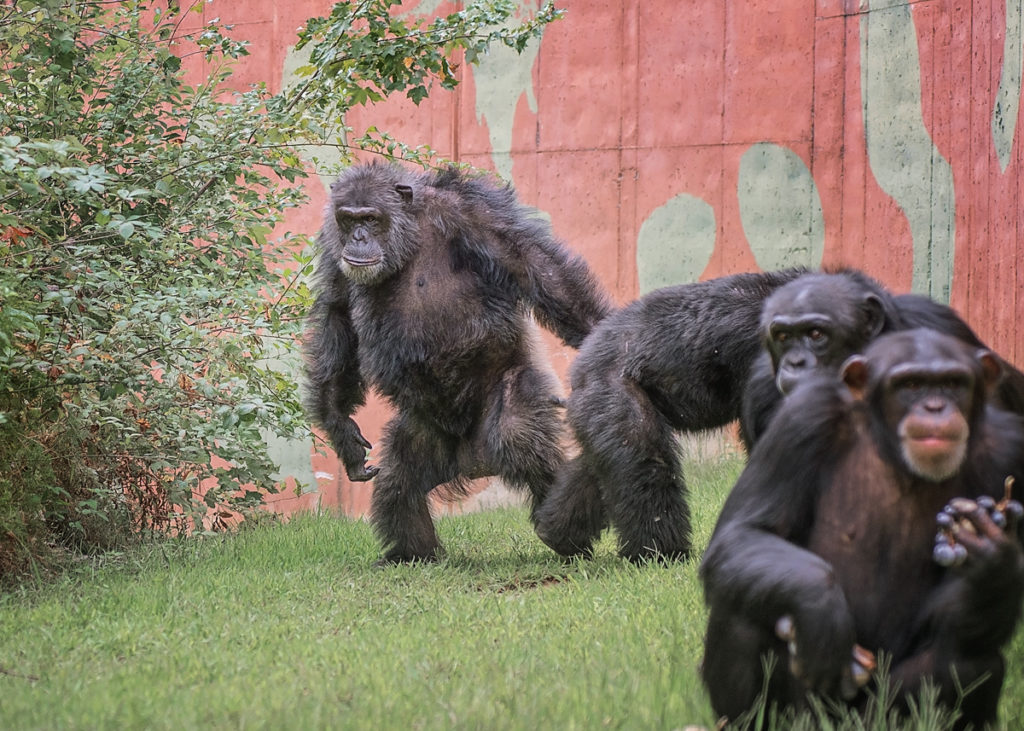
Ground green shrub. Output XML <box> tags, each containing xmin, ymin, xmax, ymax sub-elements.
<box><xmin>0</xmin><ymin>0</ymin><xmax>560</xmax><ymax>579</ymax></box>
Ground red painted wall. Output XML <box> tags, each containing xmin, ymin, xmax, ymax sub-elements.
<box><xmin>180</xmin><ymin>1</ymin><xmax>1024</xmax><ymax>516</ymax></box>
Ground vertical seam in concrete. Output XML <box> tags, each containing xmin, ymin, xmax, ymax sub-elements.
<box><xmin>452</xmin><ymin>2</ymin><xmax>463</xmax><ymax>163</ymax></box>
<box><xmin>718</xmin><ymin>0</ymin><xmax>729</xmax><ymax>272</ymax></box>
<box><xmin>838</xmin><ymin>10</ymin><xmax>849</xmax><ymax>251</ymax></box>
<box><xmin>967</xmin><ymin>1</ymin><xmax>977</xmax><ymax>322</ymax></box>
<box><xmin>616</xmin><ymin>2</ymin><xmax>640</xmax><ymax>299</ymax></box>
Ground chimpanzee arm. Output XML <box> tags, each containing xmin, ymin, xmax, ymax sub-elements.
<box><xmin>303</xmin><ymin>276</ymin><xmax>378</xmax><ymax>482</ymax></box>
<box><xmin>894</xmin><ymin>504</ymin><xmax>1024</xmax><ymax>692</ymax></box>
<box><xmin>486</xmin><ymin>211</ymin><xmax>611</xmax><ymax>348</ymax></box>
<box><xmin>517</xmin><ymin>231</ymin><xmax>612</xmax><ymax>347</ymax></box>
<box><xmin>738</xmin><ymin>352</ymin><xmax>784</xmax><ymax>450</ymax></box>
<box><xmin>702</xmin><ymin>380</ymin><xmax>858</xmax><ymax>696</ymax></box>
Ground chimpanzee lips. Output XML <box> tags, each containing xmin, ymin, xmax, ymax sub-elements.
<box><xmin>903</xmin><ymin>423</ymin><xmax>963</xmax><ymax>444</ymax></box>
<box><xmin>342</xmin><ymin>255</ymin><xmax>383</xmax><ymax>268</ymax></box>
<box><xmin>907</xmin><ymin>434</ymin><xmax>960</xmax><ymax>457</ymax></box>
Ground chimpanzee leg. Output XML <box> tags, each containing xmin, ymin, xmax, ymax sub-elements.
<box><xmin>478</xmin><ymin>363</ymin><xmax>566</xmax><ymax>523</ymax></box>
<box><xmin>702</xmin><ymin>609</ymin><xmax>796</xmax><ymax>725</ymax></box>
<box><xmin>370</xmin><ymin>412</ymin><xmax>458</xmax><ymax>564</ymax></box>
<box><xmin>576</xmin><ymin>374</ymin><xmax>691</xmax><ymax>562</ymax></box>
<box><xmin>892</xmin><ymin>650</ymin><xmax>1004</xmax><ymax>730</ymax></box>
<box><xmin>946</xmin><ymin>655</ymin><xmax>1004</xmax><ymax>731</ymax></box>
<box><xmin>534</xmin><ymin>453</ymin><xmax>607</xmax><ymax>559</ymax></box>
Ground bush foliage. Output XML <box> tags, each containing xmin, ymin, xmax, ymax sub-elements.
<box><xmin>0</xmin><ymin>0</ymin><xmax>559</xmax><ymax>579</ymax></box>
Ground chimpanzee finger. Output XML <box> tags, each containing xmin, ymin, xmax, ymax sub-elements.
<box><xmin>1003</xmin><ymin>499</ymin><xmax>1023</xmax><ymax>533</ymax></box>
<box><xmin>347</xmin><ymin>463</ymin><xmax>380</xmax><ymax>482</ymax></box>
<box><xmin>957</xmin><ymin>502</ymin><xmax>1007</xmax><ymax>542</ymax></box>
<box><xmin>951</xmin><ymin>527</ymin><xmax>995</xmax><ymax>561</ymax></box>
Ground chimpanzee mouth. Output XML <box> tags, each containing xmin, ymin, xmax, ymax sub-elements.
<box><xmin>903</xmin><ymin>430</ymin><xmax>968</xmax><ymax>472</ymax></box>
<box><xmin>342</xmin><ymin>256</ymin><xmax>383</xmax><ymax>268</ymax></box>
<box><xmin>908</xmin><ymin>434</ymin><xmax>958</xmax><ymax>451</ymax></box>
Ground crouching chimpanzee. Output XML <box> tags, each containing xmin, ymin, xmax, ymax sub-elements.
<box><xmin>701</xmin><ymin>329</ymin><xmax>1024</xmax><ymax>729</ymax></box>
<box><xmin>304</xmin><ymin>162</ymin><xmax>611</xmax><ymax>564</ymax></box>
<box><xmin>534</xmin><ymin>269</ymin><xmax>805</xmax><ymax>562</ymax></box>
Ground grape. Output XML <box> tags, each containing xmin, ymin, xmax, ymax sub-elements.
<box><xmin>952</xmin><ymin>544</ymin><xmax>968</xmax><ymax>565</ymax></box>
<box><xmin>933</xmin><ymin>543</ymin><xmax>957</xmax><ymax>567</ymax></box>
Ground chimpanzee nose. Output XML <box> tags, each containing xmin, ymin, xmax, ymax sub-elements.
<box><xmin>923</xmin><ymin>396</ymin><xmax>945</xmax><ymax>412</ymax></box>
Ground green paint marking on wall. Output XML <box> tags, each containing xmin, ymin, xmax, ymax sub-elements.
<box><xmin>860</xmin><ymin>2</ymin><xmax>955</xmax><ymax>302</ymax></box>
<box><xmin>472</xmin><ymin>1</ymin><xmax>544</xmax><ymax>181</ymax></box>
<box><xmin>993</xmin><ymin>0</ymin><xmax>1024</xmax><ymax>173</ymax></box>
<box><xmin>260</xmin><ymin>342</ymin><xmax>317</xmax><ymax>494</ymax></box>
<box><xmin>637</xmin><ymin>194</ymin><xmax>716</xmax><ymax>293</ymax></box>
<box><xmin>738</xmin><ymin>143</ymin><xmax>825</xmax><ymax>272</ymax></box>
<box><xmin>281</xmin><ymin>43</ymin><xmax>346</xmax><ymax>190</ymax></box>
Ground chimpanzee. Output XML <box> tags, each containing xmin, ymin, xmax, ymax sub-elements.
<box><xmin>536</xmin><ymin>267</ymin><xmax>1024</xmax><ymax>564</ymax></box>
<box><xmin>700</xmin><ymin>329</ymin><xmax>1024</xmax><ymax>728</ymax></box>
<box><xmin>740</xmin><ymin>271</ymin><xmax>1024</xmax><ymax>447</ymax></box>
<box><xmin>534</xmin><ymin>269</ymin><xmax>805</xmax><ymax>562</ymax></box>
<box><xmin>303</xmin><ymin>162</ymin><xmax>611</xmax><ymax>564</ymax></box>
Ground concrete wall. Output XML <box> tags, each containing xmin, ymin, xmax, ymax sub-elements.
<box><xmin>180</xmin><ymin>0</ymin><xmax>1024</xmax><ymax>516</ymax></box>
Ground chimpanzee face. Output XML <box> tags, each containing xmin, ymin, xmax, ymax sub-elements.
<box><xmin>335</xmin><ymin>206</ymin><xmax>389</xmax><ymax>284</ymax></box>
<box><xmin>327</xmin><ymin>177</ymin><xmax>415</xmax><ymax>286</ymax></box>
<box><xmin>841</xmin><ymin>329</ymin><xmax>1000</xmax><ymax>482</ymax></box>
<box><xmin>767</xmin><ymin>315</ymin><xmax>839</xmax><ymax>394</ymax></box>
<box><xmin>884</xmin><ymin>361</ymin><xmax>974</xmax><ymax>481</ymax></box>
<box><xmin>761</xmin><ymin>274</ymin><xmax>886</xmax><ymax>395</ymax></box>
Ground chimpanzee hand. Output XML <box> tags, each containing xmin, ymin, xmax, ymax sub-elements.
<box><xmin>334</xmin><ymin>417</ymin><xmax>380</xmax><ymax>482</ymax></box>
<box><xmin>933</xmin><ymin>496</ymin><xmax>1024</xmax><ymax>577</ymax></box>
<box><xmin>774</xmin><ymin>588</ymin><xmax>861</xmax><ymax>700</ymax></box>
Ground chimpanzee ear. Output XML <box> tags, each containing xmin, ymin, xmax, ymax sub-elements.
<box><xmin>977</xmin><ymin>349</ymin><xmax>1003</xmax><ymax>393</ymax></box>
<box><xmin>841</xmin><ymin>354</ymin><xmax>870</xmax><ymax>400</ymax></box>
<box><xmin>862</xmin><ymin>294</ymin><xmax>886</xmax><ymax>339</ymax></box>
<box><xmin>395</xmin><ymin>183</ymin><xmax>413</xmax><ymax>203</ymax></box>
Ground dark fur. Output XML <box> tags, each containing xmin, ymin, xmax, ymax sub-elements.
<box><xmin>701</xmin><ymin>330</ymin><xmax>1024</xmax><ymax>728</ymax></box>
<box><xmin>304</xmin><ymin>162</ymin><xmax>611</xmax><ymax>563</ymax></box>
<box><xmin>534</xmin><ymin>269</ymin><xmax>805</xmax><ymax>562</ymax></box>
<box><xmin>740</xmin><ymin>271</ymin><xmax>1024</xmax><ymax>448</ymax></box>
<box><xmin>537</xmin><ymin>268</ymin><xmax>1024</xmax><ymax>564</ymax></box>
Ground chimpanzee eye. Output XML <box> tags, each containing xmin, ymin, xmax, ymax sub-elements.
<box><xmin>774</xmin><ymin>331</ymin><xmax>789</xmax><ymax>343</ymax></box>
<box><xmin>808</xmin><ymin>328</ymin><xmax>826</xmax><ymax>341</ymax></box>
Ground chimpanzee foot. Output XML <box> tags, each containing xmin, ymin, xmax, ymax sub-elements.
<box><xmin>375</xmin><ymin>546</ymin><xmax>444</xmax><ymax>567</ymax></box>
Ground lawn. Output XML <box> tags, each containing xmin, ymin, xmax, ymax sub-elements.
<box><xmin>0</xmin><ymin>455</ymin><xmax>1021</xmax><ymax>730</ymax></box>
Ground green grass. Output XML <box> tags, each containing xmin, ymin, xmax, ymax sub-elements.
<box><xmin>0</xmin><ymin>456</ymin><xmax>1021</xmax><ymax>730</ymax></box>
